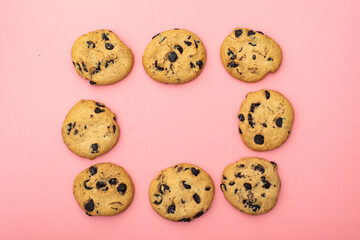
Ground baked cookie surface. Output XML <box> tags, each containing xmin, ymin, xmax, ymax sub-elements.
<box><xmin>71</xmin><ymin>29</ymin><xmax>133</xmax><ymax>85</ymax></box>
<box><xmin>143</xmin><ymin>29</ymin><xmax>206</xmax><ymax>84</ymax></box>
<box><xmin>149</xmin><ymin>163</ymin><xmax>214</xmax><ymax>222</ymax></box>
<box><xmin>73</xmin><ymin>163</ymin><xmax>134</xmax><ymax>216</ymax></box>
<box><xmin>221</xmin><ymin>157</ymin><xmax>281</xmax><ymax>215</ymax></box>
<box><xmin>238</xmin><ymin>89</ymin><xmax>294</xmax><ymax>151</ymax></box>
<box><xmin>62</xmin><ymin>100</ymin><xmax>119</xmax><ymax>159</ymax></box>
<box><xmin>220</xmin><ymin>28</ymin><xmax>282</xmax><ymax>82</ymax></box>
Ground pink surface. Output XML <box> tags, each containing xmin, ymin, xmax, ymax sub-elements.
<box><xmin>1</xmin><ymin>0</ymin><xmax>360</xmax><ymax>239</ymax></box>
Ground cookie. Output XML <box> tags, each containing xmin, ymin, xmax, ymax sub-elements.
<box><xmin>149</xmin><ymin>163</ymin><xmax>214</xmax><ymax>222</ymax></box>
<box><xmin>221</xmin><ymin>157</ymin><xmax>281</xmax><ymax>215</ymax></box>
<box><xmin>220</xmin><ymin>28</ymin><xmax>282</xmax><ymax>82</ymax></box>
<box><xmin>73</xmin><ymin>163</ymin><xmax>134</xmax><ymax>216</ymax></box>
<box><xmin>142</xmin><ymin>29</ymin><xmax>206</xmax><ymax>84</ymax></box>
<box><xmin>62</xmin><ymin>100</ymin><xmax>119</xmax><ymax>159</ymax></box>
<box><xmin>71</xmin><ymin>29</ymin><xmax>133</xmax><ymax>85</ymax></box>
<box><xmin>238</xmin><ymin>89</ymin><xmax>294</xmax><ymax>151</ymax></box>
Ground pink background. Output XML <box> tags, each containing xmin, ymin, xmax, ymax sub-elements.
<box><xmin>1</xmin><ymin>0</ymin><xmax>360</xmax><ymax>239</ymax></box>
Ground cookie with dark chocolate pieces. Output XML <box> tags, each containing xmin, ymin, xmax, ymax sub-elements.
<box><xmin>149</xmin><ymin>163</ymin><xmax>214</xmax><ymax>222</ymax></box>
<box><xmin>73</xmin><ymin>163</ymin><xmax>134</xmax><ymax>216</ymax></box>
<box><xmin>238</xmin><ymin>89</ymin><xmax>294</xmax><ymax>151</ymax></box>
<box><xmin>220</xmin><ymin>28</ymin><xmax>282</xmax><ymax>82</ymax></box>
<box><xmin>71</xmin><ymin>29</ymin><xmax>133</xmax><ymax>85</ymax></box>
<box><xmin>142</xmin><ymin>29</ymin><xmax>206</xmax><ymax>84</ymax></box>
<box><xmin>62</xmin><ymin>100</ymin><xmax>119</xmax><ymax>159</ymax></box>
<box><xmin>221</xmin><ymin>157</ymin><xmax>281</xmax><ymax>215</ymax></box>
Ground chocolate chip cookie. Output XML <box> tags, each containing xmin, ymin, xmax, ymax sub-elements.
<box><xmin>238</xmin><ymin>89</ymin><xmax>294</xmax><ymax>151</ymax></box>
<box><xmin>62</xmin><ymin>100</ymin><xmax>119</xmax><ymax>159</ymax></box>
<box><xmin>142</xmin><ymin>29</ymin><xmax>206</xmax><ymax>84</ymax></box>
<box><xmin>221</xmin><ymin>157</ymin><xmax>281</xmax><ymax>215</ymax></box>
<box><xmin>71</xmin><ymin>29</ymin><xmax>134</xmax><ymax>85</ymax></box>
<box><xmin>149</xmin><ymin>163</ymin><xmax>214</xmax><ymax>222</ymax></box>
<box><xmin>220</xmin><ymin>28</ymin><xmax>282</xmax><ymax>82</ymax></box>
<box><xmin>73</xmin><ymin>163</ymin><xmax>135</xmax><ymax>216</ymax></box>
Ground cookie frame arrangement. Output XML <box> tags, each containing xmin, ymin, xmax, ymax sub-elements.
<box><xmin>64</xmin><ymin>27</ymin><xmax>293</xmax><ymax>221</ymax></box>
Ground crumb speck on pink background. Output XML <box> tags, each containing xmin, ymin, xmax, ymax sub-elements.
<box><xmin>1</xmin><ymin>0</ymin><xmax>360</xmax><ymax>239</ymax></box>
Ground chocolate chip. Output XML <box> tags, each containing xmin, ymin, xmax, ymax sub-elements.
<box><xmin>117</xmin><ymin>183</ymin><xmax>127</xmax><ymax>195</ymax></box>
<box><xmin>239</xmin><ymin>164</ymin><xmax>245</xmax><ymax>168</ymax></box>
<box><xmin>101</xmin><ymin>187</ymin><xmax>109</xmax><ymax>191</ymax></box>
<box><xmin>181</xmin><ymin>199</ymin><xmax>185</xmax><ymax>204</ymax></box>
<box><xmin>220</xmin><ymin>183</ymin><xmax>227</xmax><ymax>192</ymax></box>
<box><xmin>262</xmin><ymin>179</ymin><xmax>271</xmax><ymax>189</ymax></box>
<box><xmin>102</xmin><ymin>33</ymin><xmax>109</xmax><ymax>41</ymax></box>
<box><xmin>95</xmin><ymin>107</ymin><xmax>105</xmax><ymax>113</ymax></box>
<box><xmin>84</xmin><ymin>180</ymin><xmax>92</xmax><ymax>190</ymax></box>
<box><xmin>174</xmin><ymin>45</ymin><xmax>183</xmax><ymax>54</ymax></box>
<box><xmin>82</xmin><ymin>62</ymin><xmax>88</xmax><ymax>72</ymax></box>
<box><xmin>95</xmin><ymin>102</ymin><xmax>105</xmax><ymax>108</ymax></box>
<box><xmin>194</xmin><ymin>211</ymin><xmax>203</xmax><ymax>218</ymax></box>
<box><xmin>179</xmin><ymin>218</ymin><xmax>191</xmax><ymax>222</ymax></box>
<box><xmin>167</xmin><ymin>204</ymin><xmax>176</xmax><ymax>214</ymax></box>
<box><xmin>90</xmin><ymin>143</ymin><xmax>98</xmax><ymax>153</ymax></box>
<box><xmin>276</xmin><ymin>118</ymin><xmax>283</xmax><ymax>128</ymax></box>
<box><xmin>252</xmin><ymin>205</ymin><xmax>260</xmax><ymax>212</ymax></box>
<box><xmin>74</xmin><ymin>129</ymin><xmax>78</xmax><ymax>135</ymax></box>
<box><xmin>72</xmin><ymin>61</ymin><xmax>75</xmax><ymax>66</ymax></box>
<box><xmin>239</xmin><ymin>127</ymin><xmax>242</xmax><ymax>134</ymax></box>
<box><xmin>191</xmin><ymin>167</ymin><xmax>200</xmax><ymax>176</ymax></box>
<box><xmin>193</xmin><ymin>194</ymin><xmax>201</xmax><ymax>204</ymax></box>
<box><xmin>270</xmin><ymin>161</ymin><xmax>277</xmax><ymax>167</ymax></box>
<box><xmin>196</xmin><ymin>60</ymin><xmax>203</xmax><ymax>69</ymax></box>
<box><xmin>89</xmin><ymin>166</ymin><xmax>97</xmax><ymax>175</ymax></box>
<box><xmin>85</xmin><ymin>212</ymin><xmax>92</xmax><ymax>216</ymax></box>
<box><xmin>254</xmin><ymin>164</ymin><xmax>265</xmax><ymax>174</ymax></box>
<box><xmin>87</xmin><ymin>41</ymin><xmax>95</xmax><ymax>48</ymax></box>
<box><xmin>76</xmin><ymin>63</ymin><xmax>82</xmax><ymax>73</ymax></box>
<box><xmin>154</xmin><ymin>60</ymin><xmax>164</xmax><ymax>71</ymax></box>
<box><xmin>153</xmin><ymin>194</ymin><xmax>162</xmax><ymax>205</ymax></box>
<box><xmin>205</xmin><ymin>187</ymin><xmax>211</xmax><ymax>191</ymax></box>
<box><xmin>228</xmin><ymin>49</ymin><xmax>237</xmax><ymax>60</ymax></box>
<box><xmin>113</xmin><ymin>125</ymin><xmax>116</xmax><ymax>133</ymax></box>
<box><xmin>252</xmin><ymin>55</ymin><xmax>256</xmax><ymax>60</ymax></box>
<box><xmin>265</xmin><ymin>90</ymin><xmax>270</xmax><ymax>99</ymax></box>
<box><xmin>152</xmin><ymin>33</ymin><xmax>160</xmax><ymax>39</ymax></box>
<box><xmin>190</xmin><ymin>62</ymin><xmax>195</xmax><ymax>68</ymax></box>
<box><xmin>267</xmin><ymin>58</ymin><xmax>273</xmax><ymax>61</ymax></box>
<box><xmin>223</xmin><ymin>175</ymin><xmax>227</xmax><ymax>180</ymax></box>
<box><xmin>229</xmin><ymin>181</ymin><xmax>235</xmax><ymax>186</ymax></box>
<box><xmin>168</xmin><ymin>52</ymin><xmax>178</xmax><ymax>62</ymax></box>
<box><xmin>113</xmin><ymin>117</ymin><xmax>117</xmax><ymax>121</ymax></box>
<box><xmin>249</xmin><ymin>42</ymin><xmax>256</xmax><ymax>47</ymax></box>
<box><xmin>159</xmin><ymin>184</ymin><xmax>170</xmax><ymax>194</ymax></box>
<box><xmin>227</xmin><ymin>61</ymin><xmax>239</xmax><ymax>68</ymax></box>
<box><xmin>105</xmin><ymin>43</ymin><xmax>114</xmax><ymax>50</ymax></box>
<box><xmin>238</xmin><ymin>114</ymin><xmax>245</xmax><ymax>121</ymax></box>
<box><xmin>84</xmin><ymin>199</ymin><xmax>94</xmax><ymax>212</ymax></box>
<box><xmin>257</xmin><ymin>31</ymin><xmax>264</xmax><ymax>35</ymax></box>
<box><xmin>182</xmin><ymin>181</ymin><xmax>191</xmax><ymax>189</ymax></box>
<box><xmin>247</xmin><ymin>30</ymin><xmax>256</xmax><ymax>36</ymax></box>
<box><xmin>262</xmin><ymin>123</ymin><xmax>267</xmax><ymax>127</ymax></box>
<box><xmin>105</xmin><ymin>60</ymin><xmax>114</xmax><ymax>68</ymax></box>
<box><xmin>254</xmin><ymin>135</ymin><xmax>264</xmax><ymax>145</ymax></box>
<box><xmin>235</xmin><ymin>29</ymin><xmax>243</xmax><ymax>37</ymax></box>
<box><xmin>194</xmin><ymin>40</ymin><xmax>199</xmax><ymax>48</ymax></box>
<box><xmin>244</xmin><ymin>183</ymin><xmax>252</xmax><ymax>190</ymax></box>
<box><xmin>235</xmin><ymin>172</ymin><xmax>244</xmax><ymax>178</ymax></box>
<box><xmin>250</xmin><ymin>103</ymin><xmax>260</xmax><ymax>113</ymax></box>
<box><xmin>109</xmin><ymin>178</ymin><xmax>117</xmax><ymax>185</ymax></box>
<box><xmin>184</xmin><ymin>41</ymin><xmax>192</xmax><ymax>46</ymax></box>
<box><xmin>248</xmin><ymin>113</ymin><xmax>255</xmax><ymax>128</ymax></box>
<box><xmin>67</xmin><ymin>123</ymin><xmax>73</xmax><ymax>132</ymax></box>
<box><xmin>96</xmin><ymin>181</ymin><xmax>106</xmax><ymax>189</ymax></box>
<box><xmin>90</xmin><ymin>81</ymin><xmax>96</xmax><ymax>85</ymax></box>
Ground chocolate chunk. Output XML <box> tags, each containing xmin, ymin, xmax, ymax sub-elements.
<box><xmin>227</xmin><ymin>61</ymin><xmax>239</xmax><ymax>68</ymax></box>
<box><xmin>239</xmin><ymin>127</ymin><xmax>242</xmax><ymax>134</ymax></box>
<box><xmin>89</xmin><ymin>166</ymin><xmax>97</xmax><ymax>175</ymax></box>
<box><xmin>254</xmin><ymin>135</ymin><xmax>264</xmax><ymax>145</ymax></box>
<box><xmin>87</xmin><ymin>41</ymin><xmax>95</xmax><ymax>48</ymax></box>
<box><xmin>252</xmin><ymin>55</ymin><xmax>256</xmax><ymax>60</ymax></box>
<box><xmin>252</xmin><ymin>205</ymin><xmax>260</xmax><ymax>212</ymax></box>
<box><xmin>95</xmin><ymin>102</ymin><xmax>105</xmax><ymax>108</ymax></box>
<box><xmin>154</xmin><ymin>60</ymin><xmax>164</xmax><ymax>71</ymax></box>
<box><xmin>105</xmin><ymin>43</ymin><xmax>114</xmax><ymax>50</ymax></box>
<box><xmin>196</xmin><ymin>60</ymin><xmax>204</xmax><ymax>69</ymax></box>
<box><xmin>257</xmin><ymin>31</ymin><xmax>264</xmax><ymax>35</ymax></box>
<box><xmin>220</xmin><ymin>183</ymin><xmax>227</xmax><ymax>192</ymax></box>
<box><xmin>265</xmin><ymin>90</ymin><xmax>270</xmax><ymax>99</ymax></box>
<box><xmin>84</xmin><ymin>180</ymin><xmax>92</xmax><ymax>190</ymax></box>
<box><xmin>244</xmin><ymin>183</ymin><xmax>252</xmax><ymax>190</ymax></box>
<box><xmin>194</xmin><ymin>211</ymin><xmax>203</xmax><ymax>218</ymax></box>
<box><xmin>182</xmin><ymin>181</ymin><xmax>191</xmax><ymax>189</ymax></box>
<box><xmin>184</xmin><ymin>40</ymin><xmax>192</xmax><ymax>46</ymax></box>
<box><xmin>117</xmin><ymin>183</ymin><xmax>127</xmax><ymax>195</ymax></box>
<box><xmin>105</xmin><ymin>60</ymin><xmax>114</xmax><ymax>68</ymax></box>
<box><xmin>167</xmin><ymin>204</ymin><xmax>176</xmax><ymax>214</ymax></box>
<box><xmin>109</xmin><ymin>178</ymin><xmax>117</xmax><ymax>185</ymax></box>
<box><xmin>235</xmin><ymin>29</ymin><xmax>243</xmax><ymax>37</ymax></box>
<box><xmin>254</xmin><ymin>164</ymin><xmax>265</xmax><ymax>174</ymax></box>
<box><xmin>174</xmin><ymin>45</ymin><xmax>183</xmax><ymax>54</ymax></box>
<box><xmin>261</xmin><ymin>193</ymin><xmax>265</xmax><ymax>197</ymax></box>
<box><xmin>276</xmin><ymin>118</ymin><xmax>283</xmax><ymax>128</ymax></box>
<box><xmin>102</xmin><ymin>33</ymin><xmax>109</xmax><ymax>41</ymax></box>
<box><xmin>191</xmin><ymin>167</ymin><xmax>200</xmax><ymax>176</ymax></box>
<box><xmin>238</xmin><ymin>113</ymin><xmax>245</xmax><ymax>121</ymax></box>
<box><xmin>249</xmin><ymin>42</ymin><xmax>256</xmax><ymax>47</ymax></box>
<box><xmin>152</xmin><ymin>33</ymin><xmax>160</xmax><ymax>39</ymax></box>
<box><xmin>168</xmin><ymin>52</ymin><xmax>178</xmax><ymax>62</ymax></box>
<box><xmin>205</xmin><ymin>187</ymin><xmax>211</xmax><ymax>191</ymax></box>
<box><xmin>190</xmin><ymin>62</ymin><xmax>195</xmax><ymax>68</ymax></box>
<box><xmin>113</xmin><ymin>125</ymin><xmax>116</xmax><ymax>133</ymax></box>
<box><xmin>179</xmin><ymin>218</ymin><xmax>191</xmax><ymax>222</ymax></box>
<box><xmin>90</xmin><ymin>143</ymin><xmax>99</xmax><ymax>153</ymax></box>
<box><xmin>229</xmin><ymin>181</ymin><xmax>235</xmax><ymax>186</ymax></box>
<box><xmin>159</xmin><ymin>184</ymin><xmax>170</xmax><ymax>194</ymax></box>
<box><xmin>248</xmin><ymin>113</ymin><xmax>255</xmax><ymax>128</ymax></box>
<box><xmin>95</xmin><ymin>107</ymin><xmax>105</xmax><ymax>113</ymax></box>
<box><xmin>193</xmin><ymin>194</ymin><xmax>201</xmax><ymax>204</ymax></box>
<box><xmin>82</xmin><ymin>62</ymin><xmax>88</xmax><ymax>72</ymax></box>
<box><xmin>89</xmin><ymin>81</ymin><xmax>96</xmax><ymax>85</ymax></box>
<box><xmin>85</xmin><ymin>199</ymin><xmax>95</xmax><ymax>212</ymax></box>
<box><xmin>270</xmin><ymin>161</ymin><xmax>277</xmax><ymax>167</ymax></box>
<box><xmin>153</xmin><ymin>194</ymin><xmax>162</xmax><ymax>205</ymax></box>
<box><xmin>96</xmin><ymin>181</ymin><xmax>106</xmax><ymax>189</ymax></box>
<box><xmin>250</xmin><ymin>103</ymin><xmax>260</xmax><ymax>113</ymax></box>
<box><xmin>267</xmin><ymin>58</ymin><xmax>273</xmax><ymax>61</ymax></box>
<box><xmin>262</xmin><ymin>123</ymin><xmax>267</xmax><ymax>128</ymax></box>
<box><xmin>247</xmin><ymin>30</ymin><xmax>256</xmax><ymax>36</ymax></box>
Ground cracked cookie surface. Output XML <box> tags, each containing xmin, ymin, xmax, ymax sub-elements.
<box><xmin>238</xmin><ymin>89</ymin><xmax>294</xmax><ymax>151</ymax></box>
<box><xmin>73</xmin><ymin>163</ymin><xmax>134</xmax><ymax>216</ymax></box>
<box><xmin>220</xmin><ymin>28</ymin><xmax>282</xmax><ymax>83</ymax></box>
<box><xmin>142</xmin><ymin>29</ymin><xmax>206</xmax><ymax>84</ymax></box>
<box><xmin>62</xmin><ymin>100</ymin><xmax>119</xmax><ymax>159</ymax></box>
<box><xmin>149</xmin><ymin>163</ymin><xmax>214</xmax><ymax>222</ymax></box>
<box><xmin>71</xmin><ymin>29</ymin><xmax>133</xmax><ymax>85</ymax></box>
<box><xmin>221</xmin><ymin>157</ymin><xmax>281</xmax><ymax>215</ymax></box>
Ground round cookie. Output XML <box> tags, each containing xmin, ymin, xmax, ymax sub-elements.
<box><xmin>73</xmin><ymin>163</ymin><xmax>134</xmax><ymax>216</ymax></box>
<box><xmin>238</xmin><ymin>89</ymin><xmax>294</xmax><ymax>151</ymax></box>
<box><xmin>220</xmin><ymin>28</ymin><xmax>282</xmax><ymax>83</ymax></box>
<box><xmin>71</xmin><ymin>29</ymin><xmax>134</xmax><ymax>85</ymax></box>
<box><xmin>62</xmin><ymin>100</ymin><xmax>119</xmax><ymax>159</ymax></box>
<box><xmin>142</xmin><ymin>29</ymin><xmax>206</xmax><ymax>84</ymax></box>
<box><xmin>149</xmin><ymin>163</ymin><xmax>214</xmax><ymax>222</ymax></box>
<box><xmin>221</xmin><ymin>157</ymin><xmax>281</xmax><ymax>215</ymax></box>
